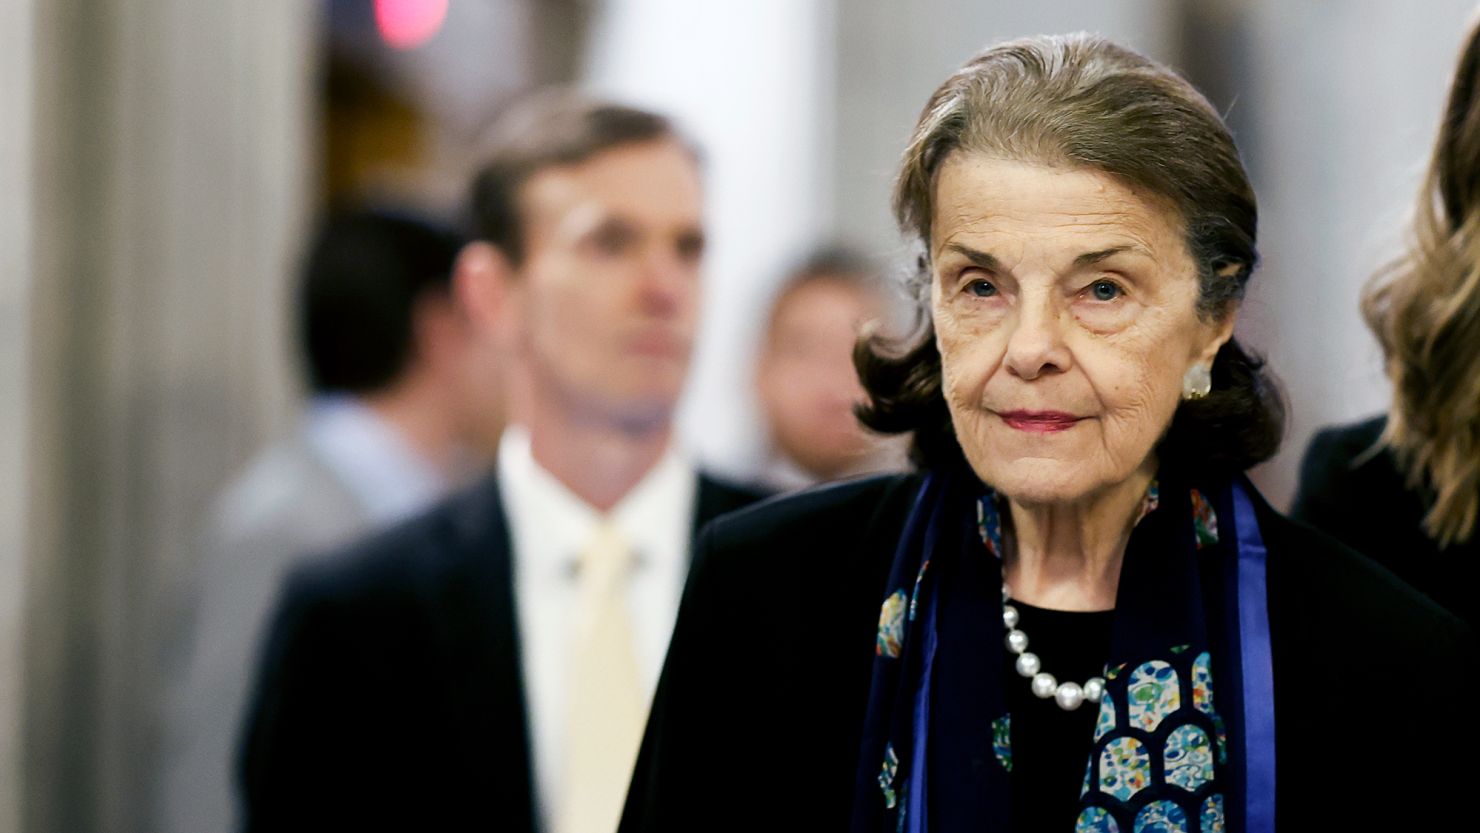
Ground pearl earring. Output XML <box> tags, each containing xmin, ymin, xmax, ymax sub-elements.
<box><xmin>1182</xmin><ymin>364</ymin><xmax>1212</xmax><ymax>400</ymax></box>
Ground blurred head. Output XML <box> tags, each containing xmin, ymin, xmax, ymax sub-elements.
<box><xmin>299</xmin><ymin>209</ymin><xmax>503</xmax><ymax>446</ymax></box>
<box><xmin>458</xmin><ymin>92</ymin><xmax>704</xmax><ymax>434</ymax></box>
<box><xmin>756</xmin><ymin>248</ymin><xmax>890</xmax><ymax>480</ymax></box>
<box><xmin>1363</xmin><ymin>14</ymin><xmax>1480</xmax><ymax>545</ymax></box>
<box><xmin>857</xmin><ymin>33</ymin><xmax>1284</xmax><ymax>505</ymax></box>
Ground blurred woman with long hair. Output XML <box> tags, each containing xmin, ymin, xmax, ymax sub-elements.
<box><xmin>1292</xmin><ymin>14</ymin><xmax>1480</xmax><ymax>630</ymax></box>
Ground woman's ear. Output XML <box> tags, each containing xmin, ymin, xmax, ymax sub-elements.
<box><xmin>1195</xmin><ymin>264</ymin><xmax>1245</xmax><ymax>367</ymax></box>
<box><xmin>1197</xmin><ymin>307</ymin><xmax>1238</xmax><ymax>368</ymax></box>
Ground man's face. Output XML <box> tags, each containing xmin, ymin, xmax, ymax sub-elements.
<box><xmin>511</xmin><ymin>138</ymin><xmax>705</xmax><ymax>429</ymax></box>
<box><xmin>756</xmin><ymin>276</ymin><xmax>884</xmax><ymax>479</ymax></box>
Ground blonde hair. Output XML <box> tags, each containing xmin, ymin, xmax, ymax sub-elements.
<box><xmin>1363</xmin><ymin>18</ymin><xmax>1480</xmax><ymax>547</ymax></box>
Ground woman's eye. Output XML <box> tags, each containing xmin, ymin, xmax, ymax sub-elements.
<box><xmin>966</xmin><ymin>278</ymin><xmax>998</xmax><ymax>298</ymax></box>
<box><xmin>1089</xmin><ymin>280</ymin><xmax>1122</xmax><ymax>301</ymax></box>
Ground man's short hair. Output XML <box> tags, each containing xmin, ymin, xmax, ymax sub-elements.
<box><xmin>298</xmin><ymin>208</ymin><xmax>465</xmax><ymax>395</ymax></box>
<box><xmin>467</xmin><ymin>90</ymin><xmax>683</xmax><ymax>265</ymax></box>
<box><xmin>765</xmin><ymin>244</ymin><xmax>884</xmax><ymax>333</ymax></box>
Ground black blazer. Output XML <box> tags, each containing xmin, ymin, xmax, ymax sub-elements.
<box><xmin>620</xmin><ymin>474</ymin><xmax>1475</xmax><ymax>832</ymax></box>
<box><xmin>1293</xmin><ymin>414</ymin><xmax>1480</xmax><ymax>630</ymax></box>
<box><xmin>237</xmin><ymin>469</ymin><xmax>764</xmax><ymax>833</ymax></box>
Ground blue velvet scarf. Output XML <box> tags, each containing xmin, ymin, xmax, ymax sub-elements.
<box><xmin>852</xmin><ymin>467</ymin><xmax>1275</xmax><ymax>833</ymax></box>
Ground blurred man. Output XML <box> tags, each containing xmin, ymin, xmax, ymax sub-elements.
<box><xmin>238</xmin><ymin>93</ymin><xmax>765</xmax><ymax>833</ymax></box>
<box><xmin>754</xmin><ymin>247</ymin><xmax>907</xmax><ymax>490</ymax></box>
<box><xmin>158</xmin><ymin>209</ymin><xmax>504</xmax><ymax>833</ymax></box>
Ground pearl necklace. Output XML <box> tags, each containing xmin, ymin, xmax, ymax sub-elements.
<box><xmin>1001</xmin><ymin>580</ymin><xmax>1106</xmax><ymax>711</ymax></box>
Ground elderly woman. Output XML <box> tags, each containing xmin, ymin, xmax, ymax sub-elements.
<box><xmin>1293</xmin><ymin>16</ymin><xmax>1480</xmax><ymax>633</ymax></box>
<box><xmin>619</xmin><ymin>34</ymin><xmax>1473</xmax><ymax>833</ymax></box>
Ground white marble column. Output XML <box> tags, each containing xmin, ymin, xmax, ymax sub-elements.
<box><xmin>0</xmin><ymin>0</ymin><xmax>36</xmax><ymax>830</ymax></box>
<box><xmin>26</xmin><ymin>2</ymin><xmax>313</xmax><ymax>831</ymax></box>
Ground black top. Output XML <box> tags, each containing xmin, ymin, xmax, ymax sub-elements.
<box><xmin>236</xmin><ymin>469</ymin><xmax>766</xmax><ymax>833</ymax></box>
<box><xmin>619</xmin><ymin>473</ymin><xmax>1476</xmax><ymax>833</ymax></box>
<box><xmin>1000</xmin><ymin>603</ymin><xmax>1112</xmax><ymax>828</ymax></box>
<box><xmin>1001</xmin><ymin>602</ymin><xmax>1113</xmax><ymax>832</ymax></box>
<box><xmin>1292</xmin><ymin>414</ymin><xmax>1480</xmax><ymax>630</ymax></box>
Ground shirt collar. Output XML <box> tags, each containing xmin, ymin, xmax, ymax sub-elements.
<box><xmin>497</xmin><ymin>424</ymin><xmax>697</xmax><ymax>577</ymax></box>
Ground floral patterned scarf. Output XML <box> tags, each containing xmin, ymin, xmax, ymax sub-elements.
<box><xmin>851</xmin><ymin>466</ymin><xmax>1275</xmax><ymax>833</ymax></box>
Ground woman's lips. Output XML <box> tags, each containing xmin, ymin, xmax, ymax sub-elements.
<box><xmin>998</xmin><ymin>410</ymin><xmax>1083</xmax><ymax>433</ymax></box>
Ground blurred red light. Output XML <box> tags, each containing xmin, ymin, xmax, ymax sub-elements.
<box><xmin>374</xmin><ymin>0</ymin><xmax>449</xmax><ymax>50</ymax></box>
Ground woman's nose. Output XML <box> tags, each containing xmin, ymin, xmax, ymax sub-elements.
<box><xmin>1002</xmin><ymin>292</ymin><xmax>1071</xmax><ymax>380</ymax></box>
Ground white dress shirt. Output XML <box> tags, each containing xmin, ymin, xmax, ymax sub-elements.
<box><xmin>497</xmin><ymin>426</ymin><xmax>697</xmax><ymax>829</ymax></box>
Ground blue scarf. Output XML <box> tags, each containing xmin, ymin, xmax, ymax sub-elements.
<box><xmin>852</xmin><ymin>467</ymin><xmax>1275</xmax><ymax>832</ymax></box>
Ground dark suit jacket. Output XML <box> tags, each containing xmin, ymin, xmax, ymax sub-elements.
<box><xmin>1293</xmin><ymin>414</ymin><xmax>1480</xmax><ymax>631</ymax></box>
<box><xmin>238</xmin><ymin>469</ymin><xmax>764</xmax><ymax>833</ymax></box>
<box><xmin>620</xmin><ymin>474</ymin><xmax>1475</xmax><ymax>832</ymax></box>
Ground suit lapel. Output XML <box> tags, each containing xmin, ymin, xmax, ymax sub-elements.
<box><xmin>423</xmin><ymin>469</ymin><xmax>761</xmax><ymax>827</ymax></box>
<box><xmin>433</xmin><ymin>473</ymin><xmax>538</xmax><ymax>830</ymax></box>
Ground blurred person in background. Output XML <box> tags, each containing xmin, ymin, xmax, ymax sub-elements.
<box><xmin>753</xmin><ymin>246</ymin><xmax>909</xmax><ymax>491</ymax></box>
<box><xmin>158</xmin><ymin>208</ymin><xmax>504</xmax><ymax>833</ymax></box>
<box><xmin>238</xmin><ymin>92</ymin><xmax>765</xmax><ymax>833</ymax></box>
<box><xmin>1293</xmin><ymin>13</ymin><xmax>1480</xmax><ymax>632</ymax></box>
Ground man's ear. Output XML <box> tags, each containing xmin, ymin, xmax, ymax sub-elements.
<box><xmin>452</xmin><ymin>241</ymin><xmax>520</xmax><ymax>351</ymax></box>
<box><xmin>407</xmin><ymin>291</ymin><xmax>463</xmax><ymax>378</ymax></box>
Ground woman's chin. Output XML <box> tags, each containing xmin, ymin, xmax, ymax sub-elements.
<box><xmin>965</xmin><ymin>457</ymin><xmax>1110</xmax><ymax>507</ymax></box>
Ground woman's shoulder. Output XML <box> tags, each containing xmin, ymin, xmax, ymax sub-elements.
<box><xmin>1304</xmin><ymin>413</ymin><xmax>1388</xmax><ymax>457</ymax></box>
<box><xmin>1257</xmin><ymin>497</ymin><xmax>1475</xmax><ymax>821</ymax></box>
<box><xmin>1296</xmin><ymin>413</ymin><xmax>1396</xmax><ymax>488</ymax></box>
<box><xmin>1290</xmin><ymin>412</ymin><xmax>1442</xmax><ymax>561</ymax></box>
<box><xmin>1291</xmin><ymin>413</ymin><xmax>1420</xmax><ymax>528</ymax></box>
<box><xmin>681</xmin><ymin>473</ymin><xmax>924</xmax><ymax>613</ymax></box>
<box><xmin>701</xmin><ymin>471</ymin><xmax>924</xmax><ymax>552</ymax></box>
<box><xmin>1259</xmin><ymin>499</ymin><xmax>1472</xmax><ymax>661</ymax></box>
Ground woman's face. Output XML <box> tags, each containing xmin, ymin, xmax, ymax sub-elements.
<box><xmin>930</xmin><ymin>155</ymin><xmax>1235</xmax><ymax>506</ymax></box>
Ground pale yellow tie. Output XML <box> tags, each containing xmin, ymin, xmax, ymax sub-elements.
<box><xmin>558</xmin><ymin>521</ymin><xmax>645</xmax><ymax>833</ymax></box>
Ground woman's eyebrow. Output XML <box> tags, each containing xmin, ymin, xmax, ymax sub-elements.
<box><xmin>940</xmin><ymin>242</ymin><xmax>1004</xmax><ymax>271</ymax></box>
<box><xmin>941</xmin><ymin>243</ymin><xmax>1153</xmax><ymax>272</ymax></box>
<box><xmin>1073</xmin><ymin>245</ymin><xmax>1150</xmax><ymax>267</ymax></box>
